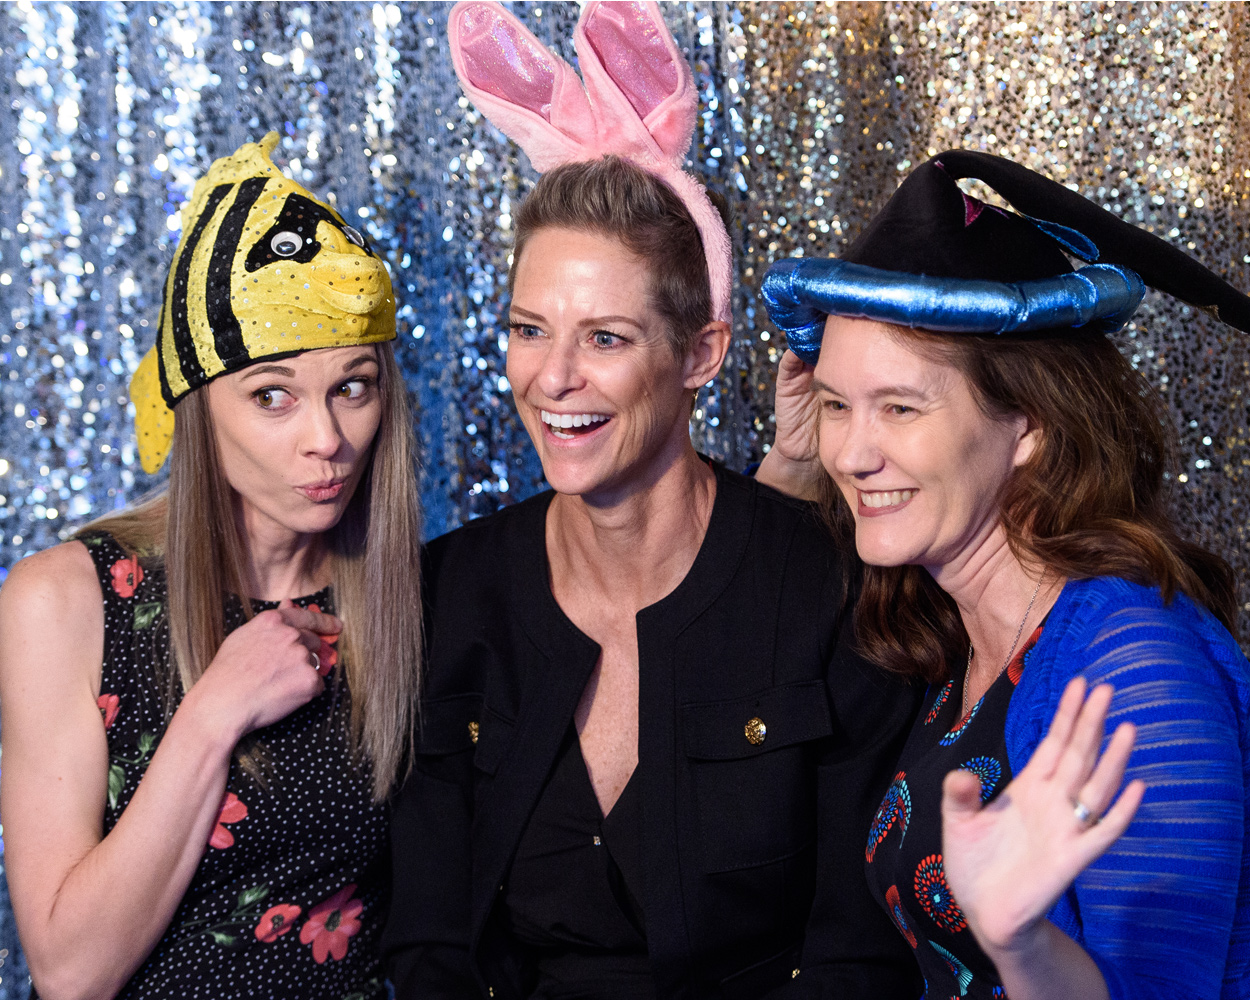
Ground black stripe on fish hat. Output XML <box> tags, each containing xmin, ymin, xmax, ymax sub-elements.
<box><xmin>204</xmin><ymin>175</ymin><xmax>269</xmax><ymax>370</ymax></box>
<box><xmin>130</xmin><ymin>131</ymin><xmax>397</xmax><ymax>474</ymax></box>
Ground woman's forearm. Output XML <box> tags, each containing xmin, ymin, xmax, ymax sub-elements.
<box><xmin>986</xmin><ymin>919</ymin><xmax>1110</xmax><ymax>1000</ymax></box>
<box><xmin>21</xmin><ymin>696</ymin><xmax>236</xmax><ymax>1000</ymax></box>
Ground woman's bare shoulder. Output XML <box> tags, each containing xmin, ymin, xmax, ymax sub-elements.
<box><xmin>2</xmin><ymin>539</ymin><xmax>100</xmax><ymax>604</ymax></box>
<box><xmin>0</xmin><ymin>541</ymin><xmax>103</xmax><ymax>661</ymax></box>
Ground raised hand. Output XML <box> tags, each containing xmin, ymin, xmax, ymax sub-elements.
<box><xmin>772</xmin><ymin>349</ymin><xmax>821</xmax><ymax>463</ymax></box>
<box><xmin>940</xmin><ymin>677</ymin><xmax>1145</xmax><ymax>958</ymax></box>
<box><xmin>756</xmin><ymin>349</ymin><xmax>825</xmax><ymax>499</ymax></box>
<box><xmin>185</xmin><ymin>600</ymin><xmax>344</xmax><ymax>741</ymax></box>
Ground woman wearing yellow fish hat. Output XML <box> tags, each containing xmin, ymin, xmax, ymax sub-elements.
<box><xmin>0</xmin><ymin>133</ymin><xmax>420</xmax><ymax>999</ymax></box>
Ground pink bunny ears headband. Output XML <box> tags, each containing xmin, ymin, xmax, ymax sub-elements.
<box><xmin>448</xmin><ymin>0</ymin><xmax>733</xmax><ymax>324</ymax></box>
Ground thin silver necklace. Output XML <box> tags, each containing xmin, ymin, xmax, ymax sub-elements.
<box><xmin>961</xmin><ymin>578</ymin><xmax>1043</xmax><ymax>718</ymax></box>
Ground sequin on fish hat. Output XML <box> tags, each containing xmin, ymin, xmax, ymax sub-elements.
<box><xmin>762</xmin><ymin>149</ymin><xmax>1250</xmax><ymax>363</ymax></box>
<box><xmin>129</xmin><ymin>131</ymin><xmax>396</xmax><ymax>473</ymax></box>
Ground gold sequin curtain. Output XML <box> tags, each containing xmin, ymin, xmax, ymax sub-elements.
<box><xmin>0</xmin><ymin>2</ymin><xmax>1248</xmax><ymax>988</ymax></box>
<box><xmin>1</xmin><ymin>0</ymin><xmax>1247</xmax><ymax>626</ymax></box>
<box><xmin>701</xmin><ymin>2</ymin><xmax>1250</xmax><ymax>632</ymax></box>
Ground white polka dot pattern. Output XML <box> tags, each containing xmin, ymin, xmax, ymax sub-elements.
<box><xmin>68</xmin><ymin>532</ymin><xmax>389</xmax><ymax>1000</ymax></box>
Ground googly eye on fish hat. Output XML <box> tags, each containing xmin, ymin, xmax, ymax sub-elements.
<box><xmin>761</xmin><ymin>149</ymin><xmax>1250</xmax><ymax>364</ymax></box>
<box><xmin>447</xmin><ymin>0</ymin><xmax>733</xmax><ymax>326</ymax></box>
<box><xmin>129</xmin><ymin>131</ymin><xmax>396</xmax><ymax>474</ymax></box>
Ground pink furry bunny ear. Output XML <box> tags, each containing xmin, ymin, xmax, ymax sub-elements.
<box><xmin>447</xmin><ymin>1</ymin><xmax>594</xmax><ymax>172</ymax></box>
<box><xmin>574</xmin><ymin>0</ymin><xmax>697</xmax><ymax>169</ymax></box>
<box><xmin>448</xmin><ymin>0</ymin><xmax>733</xmax><ymax>324</ymax></box>
<box><xmin>574</xmin><ymin>1</ymin><xmax>731</xmax><ymax>324</ymax></box>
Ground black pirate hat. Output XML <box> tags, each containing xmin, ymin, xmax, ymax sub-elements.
<box><xmin>763</xmin><ymin>150</ymin><xmax>1250</xmax><ymax>362</ymax></box>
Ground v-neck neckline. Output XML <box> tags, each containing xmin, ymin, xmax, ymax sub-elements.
<box><xmin>515</xmin><ymin>460</ymin><xmax>755</xmax><ymax>655</ymax></box>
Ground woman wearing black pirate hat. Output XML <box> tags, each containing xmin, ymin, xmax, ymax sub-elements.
<box><xmin>761</xmin><ymin>150</ymin><xmax>1250</xmax><ymax>999</ymax></box>
<box><xmin>0</xmin><ymin>134</ymin><xmax>421</xmax><ymax>999</ymax></box>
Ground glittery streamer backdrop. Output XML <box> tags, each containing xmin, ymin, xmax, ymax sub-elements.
<box><xmin>1</xmin><ymin>2</ymin><xmax>1248</xmax><ymax>994</ymax></box>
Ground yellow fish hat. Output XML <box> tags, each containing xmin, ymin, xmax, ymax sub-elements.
<box><xmin>130</xmin><ymin>131</ymin><xmax>396</xmax><ymax>473</ymax></box>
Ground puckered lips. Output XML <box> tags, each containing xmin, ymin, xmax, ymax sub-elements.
<box><xmin>856</xmin><ymin>488</ymin><xmax>918</xmax><ymax>518</ymax></box>
<box><xmin>540</xmin><ymin>408</ymin><xmax>612</xmax><ymax>443</ymax></box>
<box><xmin>297</xmin><ymin>477</ymin><xmax>347</xmax><ymax>503</ymax></box>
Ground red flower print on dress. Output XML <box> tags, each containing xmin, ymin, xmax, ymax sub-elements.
<box><xmin>299</xmin><ymin>883</ymin><xmax>362</xmax><ymax>963</ymax></box>
<box><xmin>97</xmin><ymin>693</ymin><xmax>120</xmax><ymax>730</ymax></box>
<box><xmin>254</xmin><ymin>903</ymin><xmax>302</xmax><ymax>942</ymax></box>
<box><xmin>109</xmin><ymin>556</ymin><xmax>144</xmax><ymax>598</ymax></box>
<box><xmin>208</xmin><ymin>791</ymin><xmax>248</xmax><ymax>849</ymax></box>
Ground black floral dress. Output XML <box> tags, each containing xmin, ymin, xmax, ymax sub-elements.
<box><xmin>864</xmin><ymin>623</ymin><xmax>1046</xmax><ymax>1000</ymax></box>
<box><xmin>67</xmin><ymin>531</ymin><xmax>389</xmax><ymax>1000</ymax></box>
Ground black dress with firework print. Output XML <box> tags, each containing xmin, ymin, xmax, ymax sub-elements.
<box><xmin>864</xmin><ymin>623</ymin><xmax>1046</xmax><ymax>1000</ymax></box>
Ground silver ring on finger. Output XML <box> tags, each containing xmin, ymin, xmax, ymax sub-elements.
<box><xmin>309</xmin><ymin>650</ymin><xmax>321</xmax><ymax>673</ymax></box>
<box><xmin>1073</xmin><ymin>799</ymin><xmax>1098</xmax><ymax>826</ymax></box>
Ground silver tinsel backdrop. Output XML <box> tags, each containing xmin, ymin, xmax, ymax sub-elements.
<box><xmin>1</xmin><ymin>1</ymin><xmax>1248</xmax><ymax>995</ymax></box>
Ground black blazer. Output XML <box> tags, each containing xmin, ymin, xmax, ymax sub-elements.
<box><xmin>384</xmin><ymin>465</ymin><xmax>922</xmax><ymax>999</ymax></box>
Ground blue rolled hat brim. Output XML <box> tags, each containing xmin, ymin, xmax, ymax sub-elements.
<box><xmin>762</xmin><ymin>258</ymin><xmax>1146</xmax><ymax>365</ymax></box>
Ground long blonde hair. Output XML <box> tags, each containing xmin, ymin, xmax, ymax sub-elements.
<box><xmin>82</xmin><ymin>342</ymin><xmax>422</xmax><ymax>801</ymax></box>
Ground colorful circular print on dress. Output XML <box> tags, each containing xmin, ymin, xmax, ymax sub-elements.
<box><xmin>914</xmin><ymin>854</ymin><xmax>967</xmax><ymax>933</ymax></box>
<box><xmin>938</xmin><ymin>697</ymin><xmax>981</xmax><ymax>746</ymax></box>
<box><xmin>930</xmin><ymin>940</ymin><xmax>973</xmax><ymax>995</ymax></box>
<box><xmin>924</xmin><ymin>680</ymin><xmax>953</xmax><ymax>725</ymax></box>
<box><xmin>1007</xmin><ymin>623</ymin><xmax>1044</xmax><ymax>686</ymax></box>
<box><xmin>960</xmin><ymin>755</ymin><xmax>1002</xmax><ymax>803</ymax></box>
<box><xmin>885</xmin><ymin>884</ymin><xmax>918</xmax><ymax>948</ymax></box>
<box><xmin>865</xmin><ymin>771</ymin><xmax>911</xmax><ymax>861</ymax></box>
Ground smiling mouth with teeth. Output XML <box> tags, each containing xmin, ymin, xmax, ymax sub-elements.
<box><xmin>539</xmin><ymin>409</ymin><xmax>611</xmax><ymax>440</ymax></box>
<box><xmin>858</xmin><ymin>489</ymin><xmax>918</xmax><ymax>509</ymax></box>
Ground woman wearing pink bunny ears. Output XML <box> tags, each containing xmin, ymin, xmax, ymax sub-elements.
<box><xmin>382</xmin><ymin>4</ymin><xmax>922</xmax><ymax>999</ymax></box>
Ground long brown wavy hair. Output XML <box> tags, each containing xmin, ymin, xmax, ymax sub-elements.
<box><xmin>835</xmin><ymin>325</ymin><xmax>1237</xmax><ymax>684</ymax></box>
<box><xmin>79</xmin><ymin>341</ymin><xmax>422</xmax><ymax>801</ymax></box>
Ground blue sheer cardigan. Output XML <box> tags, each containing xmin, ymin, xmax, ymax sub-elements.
<box><xmin>1006</xmin><ymin>576</ymin><xmax>1250</xmax><ymax>999</ymax></box>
